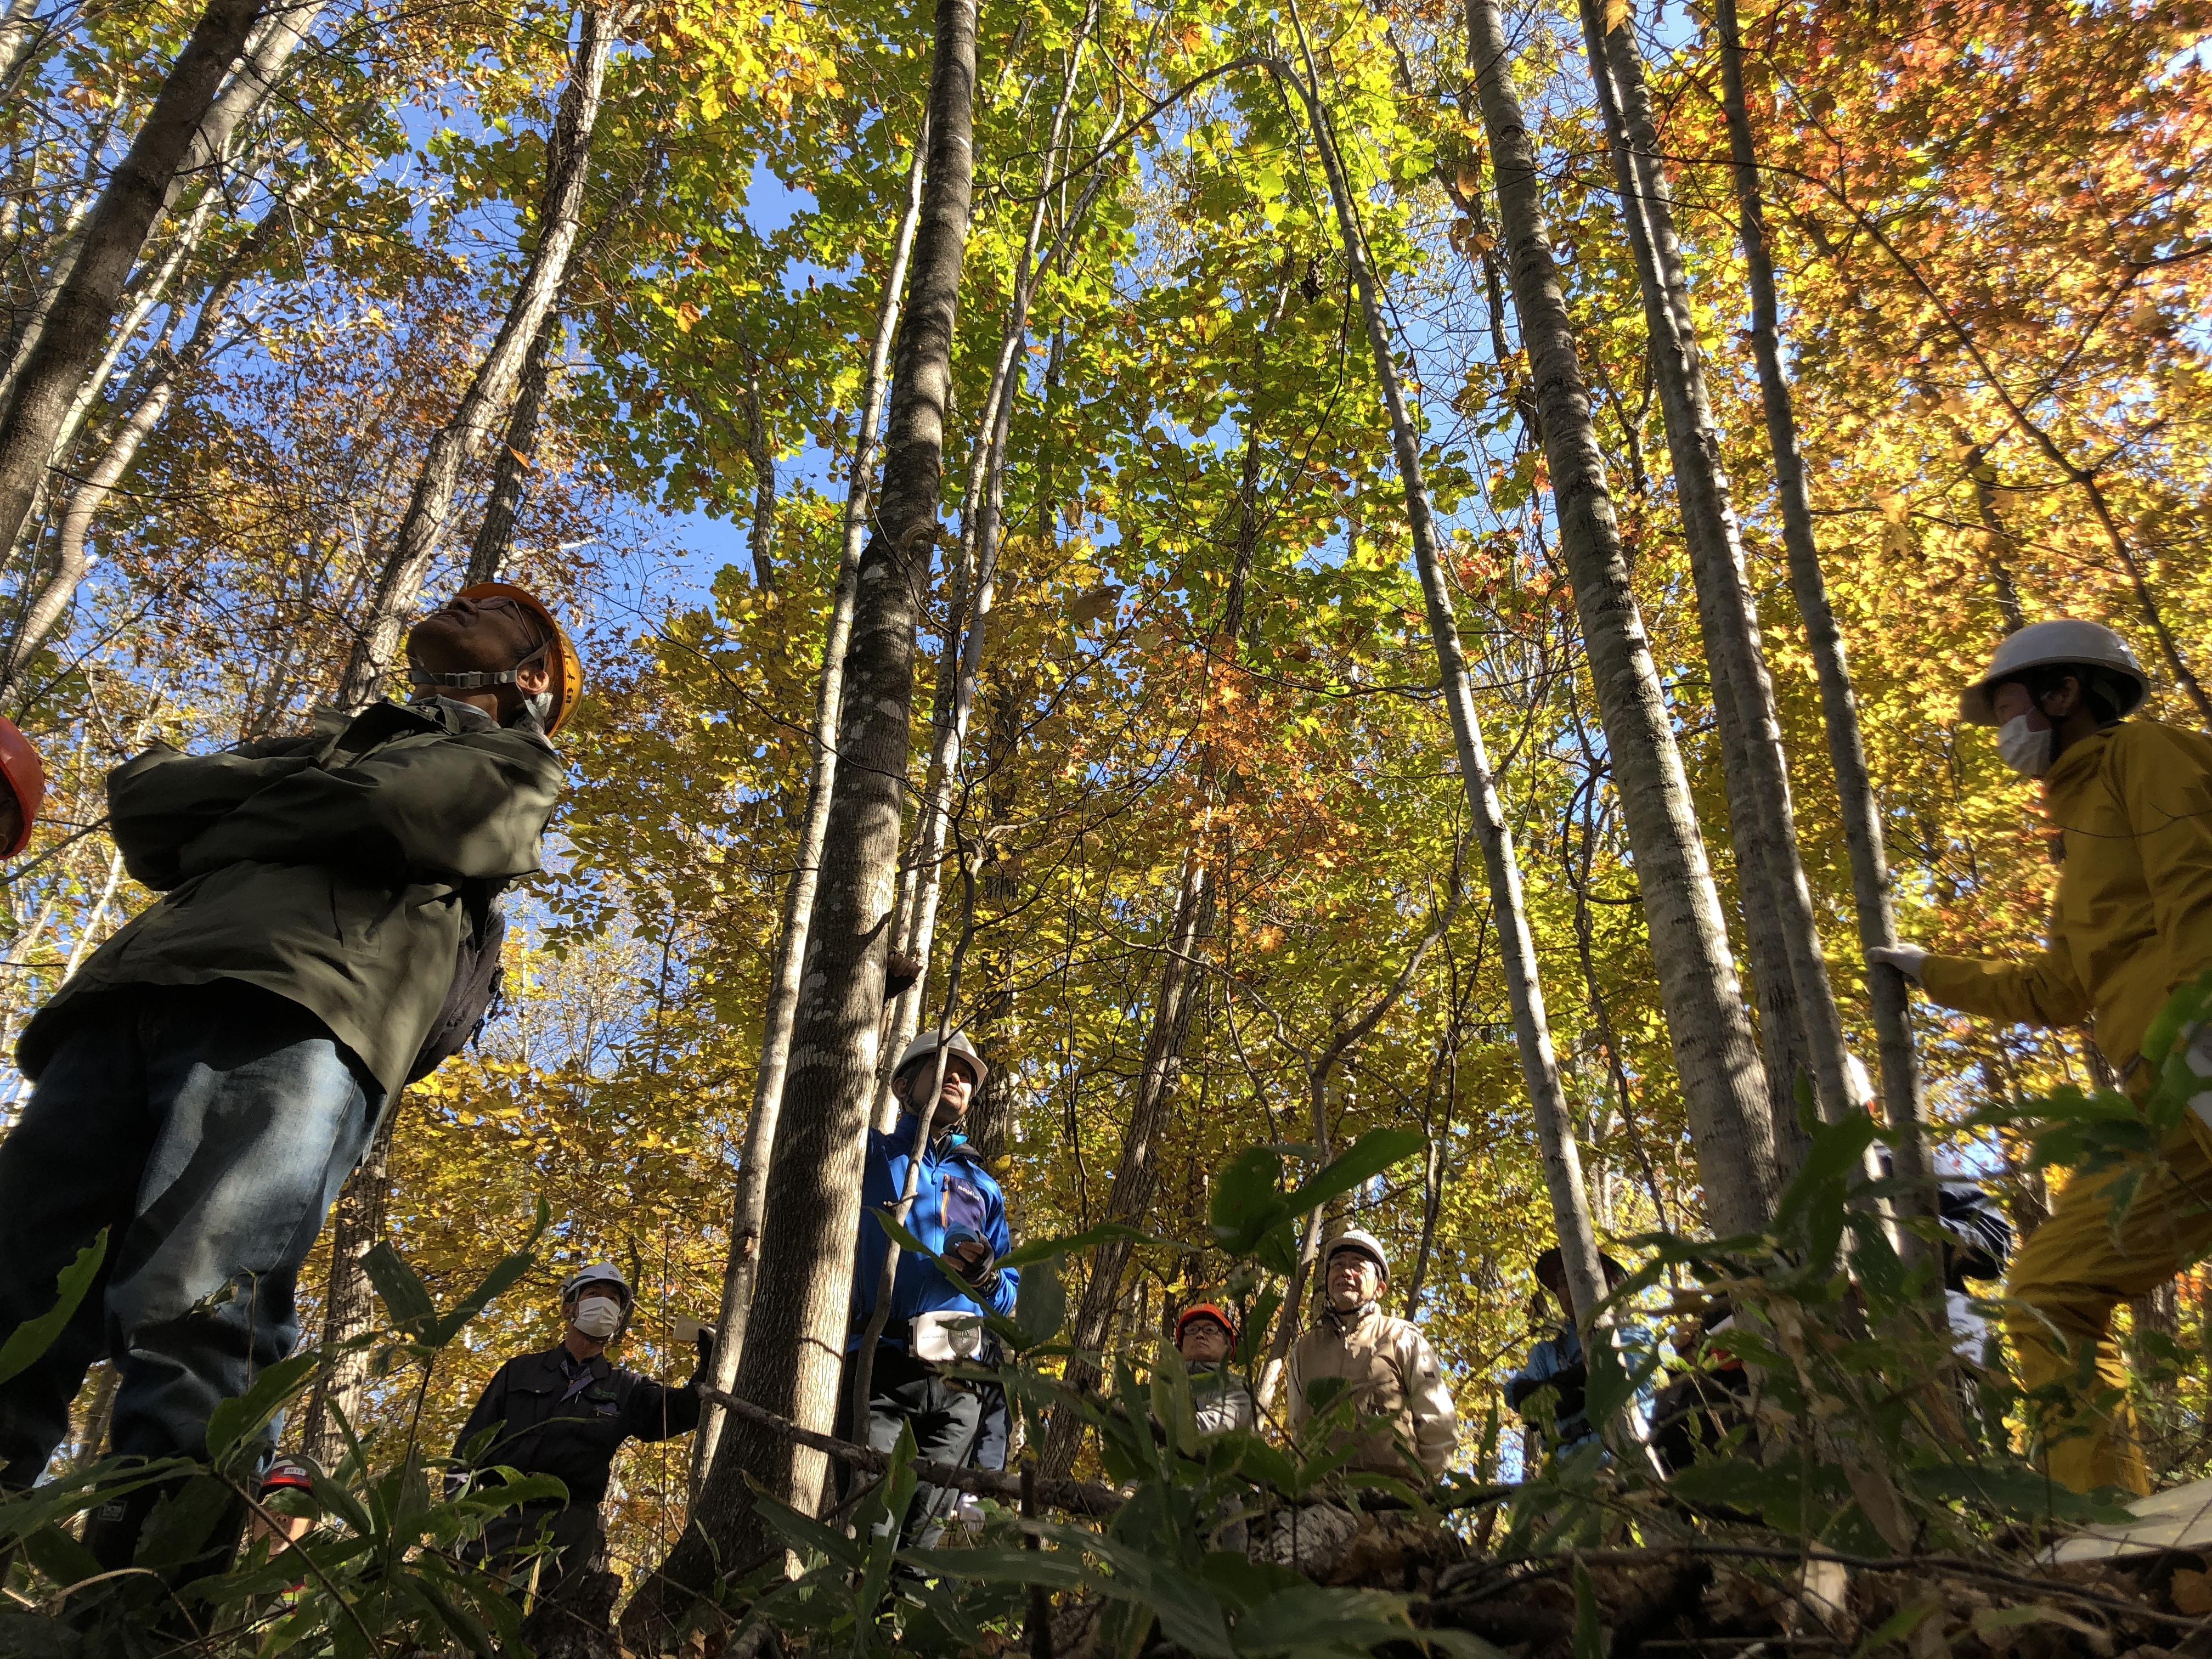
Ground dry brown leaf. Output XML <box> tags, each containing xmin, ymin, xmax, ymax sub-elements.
<box><xmin>2171</xmin><ymin>1565</ymin><xmax>2212</xmax><ymax>1614</ymax></box>
<box><xmin>1604</xmin><ymin>0</ymin><xmax>1632</xmax><ymax>32</ymax></box>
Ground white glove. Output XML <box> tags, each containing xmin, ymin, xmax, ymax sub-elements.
<box><xmin>1867</xmin><ymin>944</ymin><xmax>1928</xmax><ymax>985</ymax></box>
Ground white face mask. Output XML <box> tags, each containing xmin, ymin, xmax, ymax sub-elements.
<box><xmin>571</xmin><ymin>1296</ymin><xmax>623</xmax><ymax>1341</ymax></box>
<box><xmin>1996</xmin><ymin>714</ymin><xmax>2054</xmax><ymax>778</ymax></box>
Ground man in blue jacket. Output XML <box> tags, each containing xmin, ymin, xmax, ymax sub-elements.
<box><xmin>1506</xmin><ymin>1248</ymin><xmax>1655</xmax><ymax>1459</ymax></box>
<box><xmin>840</xmin><ymin>1030</ymin><xmax>1017</xmax><ymax>1549</ymax></box>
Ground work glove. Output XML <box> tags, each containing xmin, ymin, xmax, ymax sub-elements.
<box><xmin>695</xmin><ymin>1328</ymin><xmax>715</xmax><ymax>1369</ymax></box>
<box><xmin>1867</xmin><ymin>943</ymin><xmax>1928</xmax><ymax>985</ymax></box>
<box><xmin>944</xmin><ymin>1226</ymin><xmax>1000</xmax><ymax>1296</ymax></box>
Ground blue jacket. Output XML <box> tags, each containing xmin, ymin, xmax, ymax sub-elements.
<box><xmin>1505</xmin><ymin>1321</ymin><xmax>1657</xmax><ymax>1449</ymax></box>
<box><xmin>850</xmin><ymin>1116</ymin><xmax>1019</xmax><ymax>1350</ymax></box>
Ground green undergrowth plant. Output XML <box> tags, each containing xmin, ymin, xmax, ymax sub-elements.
<box><xmin>699</xmin><ymin>1127</ymin><xmax>1492</xmax><ymax>1657</ymax></box>
<box><xmin>0</xmin><ymin>1202</ymin><xmax>578</xmax><ymax>1658</ymax></box>
<box><xmin>1493</xmin><ymin>1005</ymin><xmax>2212</xmax><ymax>1564</ymax></box>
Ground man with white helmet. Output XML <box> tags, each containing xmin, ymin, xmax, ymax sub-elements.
<box><xmin>1870</xmin><ymin>618</ymin><xmax>2212</xmax><ymax>1493</ymax></box>
<box><xmin>451</xmin><ymin>1263</ymin><xmax>708</xmax><ymax>1594</ymax></box>
<box><xmin>841</xmin><ymin>1029</ymin><xmax>1018</xmax><ymax>1550</ymax></box>
<box><xmin>1286</xmin><ymin>1229</ymin><xmax>1456</xmax><ymax>1483</ymax></box>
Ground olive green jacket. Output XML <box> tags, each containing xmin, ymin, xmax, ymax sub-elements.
<box><xmin>19</xmin><ymin>698</ymin><xmax>564</xmax><ymax>1098</ymax></box>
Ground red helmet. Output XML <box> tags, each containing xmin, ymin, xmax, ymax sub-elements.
<box><xmin>1175</xmin><ymin>1302</ymin><xmax>1238</xmax><ymax>1346</ymax></box>
<box><xmin>258</xmin><ymin>1454</ymin><xmax>318</xmax><ymax>1494</ymax></box>
<box><xmin>0</xmin><ymin>717</ymin><xmax>44</xmax><ymax>857</ymax></box>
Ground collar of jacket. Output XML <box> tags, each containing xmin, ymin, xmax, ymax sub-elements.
<box><xmin>536</xmin><ymin>1344</ymin><xmax>611</xmax><ymax>1381</ymax></box>
<box><xmin>2045</xmin><ymin>723</ymin><xmax>2118</xmax><ymax>800</ymax></box>
<box><xmin>1323</xmin><ymin>1299</ymin><xmax>1381</xmax><ymax>1336</ymax></box>
<box><xmin>892</xmin><ymin>1113</ymin><xmax>974</xmax><ymax>1163</ymax></box>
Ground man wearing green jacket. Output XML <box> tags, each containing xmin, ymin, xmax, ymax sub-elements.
<box><xmin>0</xmin><ymin>585</ymin><xmax>573</xmax><ymax>1554</ymax></box>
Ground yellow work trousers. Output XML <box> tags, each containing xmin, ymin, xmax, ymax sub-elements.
<box><xmin>2003</xmin><ymin>1117</ymin><xmax>2212</xmax><ymax>1495</ymax></box>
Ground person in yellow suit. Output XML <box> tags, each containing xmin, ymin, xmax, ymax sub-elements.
<box><xmin>1870</xmin><ymin>619</ymin><xmax>2212</xmax><ymax>1496</ymax></box>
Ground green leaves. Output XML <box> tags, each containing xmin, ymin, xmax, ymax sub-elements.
<box><xmin>364</xmin><ymin>1195</ymin><xmax>549</xmax><ymax>1352</ymax></box>
<box><xmin>1208</xmin><ymin>1129</ymin><xmax>1425</xmax><ymax>1274</ymax></box>
<box><xmin>0</xmin><ymin>1231</ymin><xmax>105</xmax><ymax>1389</ymax></box>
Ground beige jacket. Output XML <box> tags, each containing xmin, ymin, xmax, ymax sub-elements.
<box><xmin>1286</xmin><ymin>1301</ymin><xmax>1457</xmax><ymax>1481</ymax></box>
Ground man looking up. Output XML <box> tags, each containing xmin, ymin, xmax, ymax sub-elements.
<box><xmin>842</xmin><ymin>1031</ymin><xmax>1017</xmax><ymax>1550</ymax></box>
<box><xmin>1286</xmin><ymin>1230</ymin><xmax>1456</xmax><ymax>1485</ymax></box>
<box><xmin>0</xmin><ymin>583</ymin><xmax>573</xmax><ymax>1582</ymax></box>
<box><xmin>1870</xmin><ymin>619</ymin><xmax>2212</xmax><ymax>1495</ymax></box>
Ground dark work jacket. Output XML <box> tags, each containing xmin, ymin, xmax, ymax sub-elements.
<box><xmin>451</xmin><ymin>1344</ymin><xmax>703</xmax><ymax>1504</ymax></box>
<box><xmin>19</xmin><ymin>698</ymin><xmax>563</xmax><ymax>1098</ymax></box>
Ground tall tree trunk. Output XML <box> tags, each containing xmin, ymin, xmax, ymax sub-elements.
<box><xmin>875</xmin><ymin>25</ymin><xmax>1103</xmax><ymax>1128</ymax></box>
<box><xmin>685</xmin><ymin>122</ymin><xmax>928</xmax><ymax>1494</ymax></box>
<box><xmin>297</xmin><ymin>1108</ymin><xmax>396</xmax><ymax>1465</ymax></box>
<box><xmin>737</xmin><ymin>327</ymin><xmax>778</xmax><ymax>591</ymax></box>
<box><xmin>332</xmin><ymin>4</ymin><xmax>611</xmax><ymax>709</ymax></box>
<box><xmin>463</xmin><ymin>304</ymin><xmax>560</xmax><ymax>586</ymax></box>
<box><xmin>1580</xmin><ymin>2</ymin><xmax>1858</xmax><ymax>1153</ymax></box>
<box><xmin>0</xmin><ymin>182</ymin><xmax>284</xmax><ymax>692</ymax></box>
<box><xmin>625</xmin><ymin>0</ymin><xmax>978</xmax><ymax>1627</ymax></box>
<box><xmin>1468</xmin><ymin>0</ymin><xmax>1779</xmax><ymax>1238</ymax></box>
<box><xmin>1037</xmin><ymin>859</ymin><xmax>1214</xmax><ymax>1478</ymax></box>
<box><xmin>1714</xmin><ymin>0</ymin><xmax>1936</xmax><ymax>1234</ymax></box>
<box><xmin>0</xmin><ymin>0</ymin><xmax>268</xmax><ymax>564</ymax></box>
<box><xmin>1276</xmin><ymin>39</ymin><xmax>1622</xmax><ymax>1404</ymax></box>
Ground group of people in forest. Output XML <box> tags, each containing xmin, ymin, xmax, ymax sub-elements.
<box><xmin>0</xmin><ymin>591</ymin><xmax>2200</xmax><ymax>1608</ymax></box>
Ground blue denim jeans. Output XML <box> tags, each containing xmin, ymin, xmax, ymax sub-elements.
<box><xmin>0</xmin><ymin>980</ymin><xmax>382</xmax><ymax>1485</ymax></box>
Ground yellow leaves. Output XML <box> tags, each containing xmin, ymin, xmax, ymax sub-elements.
<box><xmin>1447</xmin><ymin>218</ymin><xmax>1497</xmax><ymax>258</ymax></box>
<box><xmin>2125</xmin><ymin>300</ymin><xmax>2171</xmax><ymax>335</ymax></box>
<box><xmin>674</xmin><ymin>301</ymin><xmax>701</xmax><ymax>334</ymax></box>
<box><xmin>1603</xmin><ymin>0</ymin><xmax>1632</xmax><ymax>34</ymax></box>
<box><xmin>1876</xmin><ymin>490</ymin><xmax>1909</xmax><ymax>524</ymax></box>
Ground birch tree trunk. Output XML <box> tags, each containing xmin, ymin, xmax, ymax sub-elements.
<box><xmin>1468</xmin><ymin>0</ymin><xmax>1779</xmax><ymax>1238</ymax></box>
<box><xmin>0</xmin><ymin>0</ymin><xmax>268</xmax><ymax>562</ymax></box>
<box><xmin>1582</xmin><ymin>3</ymin><xmax>1859</xmax><ymax>1152</ymax></box>
<box><xmin>332</xmin><ymin>4</ymin><xmax>611</xmax><ymax>709</ymax></box>
<box><xmin>686</xmin><ymin>124</ymin><xmax>928</xmax><ymax>1492</ymax></box>
<box><xmin>1276</xmin><ymin>38</ymin><xmax>1622</xmax><ymax>1393</ymax></box>
<box><xmin>625</xmin><ymin>0</ymin><xmax>979</xmax><ymax>1624</ymax></box>
<box><xmin>1714</xmin><ymin>0</ymin><xmax>1936</xmax><ymax>1229</ymax></box>
<box><xmin>298</xmin><ymin>1108</ymin><xmax>396</xmax><ymax>1465</ymax></box>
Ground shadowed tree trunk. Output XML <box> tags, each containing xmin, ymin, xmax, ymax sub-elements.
<box><xmin>1714</xmin><ymin>0</ymin><xmax>1936</xmax><ymax>1237</ymax></box>
<box><xmin>297</xmin><ymin>1108</ymin><xmax>396</xmax><ymax>1465</ymax></box>
<box><xmin>0</xmin><ymin>0</ymin><xmax>269</xmax><ymax>565</ymax></box>
<box><xmin>686</xmin><ymin>122</ymin><xmax>928</xmax><ymax>1492</ymax></box>
<box><xmin>1468</xmin><ymin>0</ymin><xmax>1779</xmax><ymax>1237</ymax></box>
<box><xmin>332</xmin><ymin>4</ymin><xmax>612</xmax><ymax>708</ymax></box>
<box><xmin>623</xmin><ymin>0</ymin><xmax>979</xmax><ymax>1630</ymax></box>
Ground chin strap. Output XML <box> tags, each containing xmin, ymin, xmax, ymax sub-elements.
<box><xmin>408</xmin><ymin>635</ymin><xmax>550</xmax><ymax>692</ymax></box>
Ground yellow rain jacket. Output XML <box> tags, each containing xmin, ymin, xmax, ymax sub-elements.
<box><xmin>1919</xmin><ymin>719</ymin><xmax>2212</xmax><ymax>1075</ymax></box>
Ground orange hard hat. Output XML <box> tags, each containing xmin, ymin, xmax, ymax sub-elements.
<box><xmin>1175</xmin><ymin>1302</ymin><xmax>1238</xmax><ymax>1346</ymax></box>
<box><xmin>0</xmin><ymin>716</ymin><xmax>45</xmax><ymax>856</ymax></box>
<box><xmin>414</xmin><ymin>583</ymin><xmax>583</xmax><ymax>737</ymax></box>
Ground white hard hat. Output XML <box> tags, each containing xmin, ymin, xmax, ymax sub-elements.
<box><xmin>560</xmin><ymin>1263</ymin><xmax>632</xmax><ymax>1304</ymax></box>
<box><xmin>1324</xmin><ymin>1227</ymin><xmax>1390</xmax><ymax>1283</ymax></box>
<box><xmin>892</xmin><ymin>1029</ymin><xmax>989</xmax><ymax>1091</ymax></box>
<box><xmin>1958</xmin><ymin>619</ymin><xmax>2148</xmax><ymax>725</ymax></box>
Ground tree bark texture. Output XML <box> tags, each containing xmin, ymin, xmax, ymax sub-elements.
<box><xmin>332</xmin><ymin>4</ymin><xmax>610</xmax><ymax>709</ymax></box>
<box><xmin>1468</xmin><ymin>0</ymin><xmax>1779</xmax><ymax>1237</ymax></box>
<box><xmin>1582</xmin><ymin>4</ymin><xmax>1859</xmax><ymax>1154</ymax></box>
<box><xmin>464</xmin><ymin>303</ymin><xmax>560</xmax><ymax>587</ymax></box>
<box><xmin>1714</xmin><ymin>0</ymin><xmax>1935</xmax><ymax>1232</ymax></box>
<box><xmin>686</xmin><ymin>121</ymin><xmax>928</xmax><ymax>1494</ymax></box>
<box><xmin>0</xmin><ymin>0</ymin><xmax>268</xmax><ymax>565</ymax></box>
<box><xmin>1280</xmin><ymin>43</ymin><xmax>1618</xmax><ymax>1385</ymax></box>
<box><xmin>297</xmin><ymin>1107</ymin><xmax>396</xmax><ymax>1466</ymax></box>
<box><xmin>626</xmin><ymin>0</ymin><xmax>978</xmax><ymax>1628</ymax></box>
<box><xmin>1037</xmin><ymin>859</ymin><xmax>1214</xmax><ymax>1478</ymax></box>
<box><xmin>876</xmin><ymin>25</ymin><xmax>1100</xmax><ymax>1129</ymax></box>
